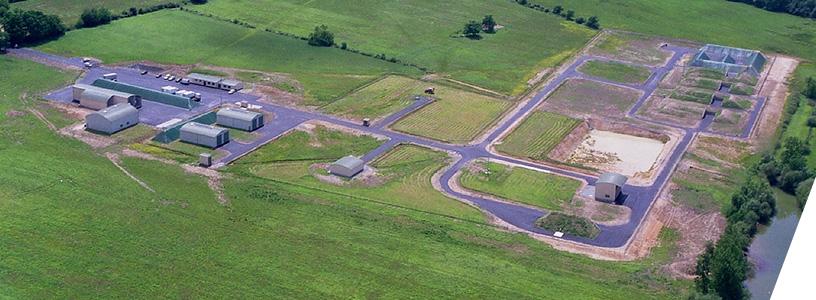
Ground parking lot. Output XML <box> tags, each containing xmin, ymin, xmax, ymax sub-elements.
<box><xmin>43</xmin><ymin>62</ymin><xmax>260</xmax><ymax>126</ymax></box>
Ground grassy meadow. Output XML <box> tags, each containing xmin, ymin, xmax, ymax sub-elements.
<box><xmin>11</xmin><ymin>0</ymin><xmax>172</xmax><ymax>26</ymax></box>
<box><xmin>322</xmin><ymin>75</ymin><xmax>426</xmax><ymax>120</ymax></box>
<box><xmin>496</xmin><ymin>111</ymin><xmax>580</xmax><ymax>161</ymax></box>
<box><xmin>459</xmin><ymin>161</ymin><xmax>581</xmax><ymax>211</ymax></box>
<box><xmin>531</xmin><ymin>0</ymin><xmax>816</xmax><ymax>62</ymax></box>
<box><xmin>390</xmin><ymin>87</ymin><xmax>512</xmax><ymax>144</ymax></box>
<box><xmin>191</xmin><ymin>0</ymin><xmax>596</xmax><ymax>95</ymax></box>
<box><xmin>578</xmin><ymin>60</ymin><xmax>652</xmax><ymax>85</ymax></box>
<box><xmin>37</xmin><ymin>10</ymin><xmax>419</xmax><ymax>105</ymax></box>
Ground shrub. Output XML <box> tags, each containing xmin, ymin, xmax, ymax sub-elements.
<box><xmin>575</xmin><ymin>17</ymin><xmax>586</xmax><ymax>24</ymax></box>
<box><xmin>77</xmin><ymin>8</ymin><xmax>113</xmax><ymax>28</ymax></box>
<box><xmin>462</xmin><ymin>20</ymin><xmax>482</xmax><ymax>39</ymax></box>
<box><xmin>307</xmin><ymin>24</ymin><xmax>334</xmax><ymax>47</ymax></box>
<box><xmin>190</xmin><ymin>0</ymin><xmax>208</xmax><ymax>4</ymax></box>
<box><xmin>534</xmin><ymin>212</ymin><xmax>599</xmax><ymax>238</ymax></box>
<box><xmin>586</xmin><ymin>16</ymin><xmax>600</xmax><ymax>29</ymax></box>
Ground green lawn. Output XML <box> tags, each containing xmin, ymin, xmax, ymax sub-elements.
<box><xmin>322</xmin><ymin>75</ymin><xmax>426</xmax><ymax>120</ymax></box>
<box><xmin>190</xmin><ymin>0</ymin><xmax>596</xmax><ymax>95</ymax></box>
<box><xmin>589</xmin><ymin>31</ymin><xmax>671</xmax><ymax>66</ymax></box>
<box><xmin>532</xmin><ymin>0</ymin><xmax>816</xmax><ymax>63</ymax></box>
<box><xmin>578</xmin><ymin>60</ymin><xmax>652</xmax><ymax>84</ymax></box>
<box><xmin>496</xmin><ymin>111</ymin><xmax>580</xmax><ymax>160</ymax></box>
<box><xmin>11</xmin><ymin>0</ymin><xmax>175</xmax><ymax>26</ymax></box>
<box><xmin>0</xmin><ymin>56</ymin><xmax>692</xmax><ymax>298</ymax></box>
<box><xmin>38</xmin><ymin>10</ymin><xmax>419</xmax><ymax>105</ymax></box>
<box><xmin>459</xmin><ymin>161</ymin><xmax>580</xmax><ymax>211</ymax></box>
<box><xmin>391</xmin><ymin>86</ymin><xmax>512</xmax><ymax>144</ymax></box>
<box><xmin>236</xmin><ymin>127</ymin><xmax>484</xmax><ymax>222</ymax></box>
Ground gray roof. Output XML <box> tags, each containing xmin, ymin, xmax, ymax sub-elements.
<box><xmin>597</xmin><ymin>173</ymin><xmax>628</xmax><ymax>186</ymax></box>
<box><xmin>92</xmin><ymin>103</ymin><xmax>137</xmax><ymax>121</ymax></box>
<box><xmin>180</xmin><ymin>122</ymin><xmax>228</xmax><ymax>137</ymax></box>
<box><xmin>217</xmin><ymin>108</ymin><xmax>261</xmax><ymax>121</ymax></box>
<box><xmin>77</xmin><ymin>84</ymin><xmax>136</xmax><ymax>99</ymax></box>
<box><xmin>333</xmin><ymin>155</ymin><xmax>364</xmax><ymax>169</ymax></box>
<box><xmin>187</xmin><ymin>73</ymin><xmax>225</xmax><ymax>83</ymax></box>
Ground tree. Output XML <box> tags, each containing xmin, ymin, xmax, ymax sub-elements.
<box><xmin>796</xmin><ymin>177</ymin><xmax>813</xmax><ymax>209</ymax></box>
<box><xmin>462</xmin><ymin>20</ymin><xmax>482</xmax><ymax>39</ymax></box>
<box><xmin>711</xmin><ymin>228</ymin><xmax>749</xmax><ymax>300</ymax></box>
<box><xmin>565</xmin><ymin>10</ymin><xmax>575</xmax><ymax>20</ymax></box>
<box><xmin>307</xmin><ymin>24</ymin><xmax>334</xmax><ymax>47</ymax></box>
<box><xmin>0</xmin><ymin>31</ymin><xmax>9</xmax><ymax>51</ymax></box>
<box><xmin>575</xmin><ymin>17</ymin><xmax>586</xmax><ymax>24</ymax></box>
<box><xmin>552</xmin><ymin>5</ymin><xmax>563</xmax><ymax>15</ymax></box>
<box><xmin>586</xmin><ymin>16</ymin><xmax>600</xmax><ymax>29</ymax></box>
<box><xmin>190</xmin><ymin>0</ymin><xmax>208</xmax><ymax>4</ymax></box>
<box><xmin>694</xmin><ymin>241</ymin><xmax>716</xmax><ymax>293</ymax></box>
<box><xmin>482</xmin><ymin>15</ymin><xmax>497</xmax><ymax>33</ymax></box>
<box><xmin>517</xmin><ymin>0</ymin><xmax>528</xmax><ymax>5</ymax></box>
<box><xmin>77</xmin><ymin>8</ymin><xmax>112</xmax><ymax>28</ymax></box>
<box><xmin>2</xmin><ymin>9</ymin><xmax>66</xmax><ymax>44</ymax></box>
<box><xmin>780</xmin><ymin>137</ymin><xmax>809</xmax><ymax>172</ymax></box>
<box><xmin>0</xmin><ymin>0</ymin><xmax>9</xmax><ymax>17</ymax></box>
<box><xmin>804</xmin><ymin>77</ymin><xmax>816</xmax><ymax>99</ymax></box>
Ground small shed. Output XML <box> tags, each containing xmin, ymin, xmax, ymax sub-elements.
<box><xmin>595</xmin><ymin>172</ymin><xmax>628</xmax><ymax>202</ymax></box>
<box><xmin>216</xmin><ymin>108</ymin><xmax>264</xmax><ymax>131</ymax></box>
<box><xmin>179</xmin><ymin>122</ymin><xmax>230</xmax><ymax>148</ymax></box>
<box><xmin>329</xmin><ymin>156</ymin><xmax>365</xmax><ymax>178</ymax></box>
<box><xmin>85</xmin><ymin>103</ymin><xmax>139</xmax><ymax>134</ymax></box>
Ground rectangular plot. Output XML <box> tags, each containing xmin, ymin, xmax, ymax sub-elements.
<box><xmin>496</xmin><ymin>111</ymin><xmax>580</xmax><ymax>160</ymax></box>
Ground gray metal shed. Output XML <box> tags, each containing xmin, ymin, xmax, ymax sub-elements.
<box><xmin>179</xmin><ymin>122</ymin><xmax>230</xmax><ymax>148</ymax></box>
<box><xmin>329</xmin><ymin>156</ymin><xmax>365</xmax><ymax>178</ymax></box>
<box><xmin>85</xmin><ymin>103</ymin><xmax>139</xmax><ymax>134</ymax></box>
<box><xmin>72</xmin><ymin>84</ymin><xmax>142</xmax><ymax>110</ymax></box>
<box><xmin>595</xmin><ymin>172</ymin><xmax>628</xmax><ymax>202</ymax></box>
<box><xmin>216</xmin><ymin>108</ymin><xmax>264</xmax><ymax>131</ymax></box>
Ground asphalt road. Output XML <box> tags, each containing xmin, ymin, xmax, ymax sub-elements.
<box><xmin>15</xmin><ymin>45</ymin><xmax>766</xmax><ymax>248</ymax></box>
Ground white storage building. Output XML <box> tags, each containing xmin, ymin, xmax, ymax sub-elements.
<box><xmin>187</xmin><ymin>73</ymin><xmax>244</xmax><ymax>91</ymax></box>
<box><xmin>329</xmin><ymin>156</ymin><xmax>365</xmax><ymax>178</ymax></box>
<box><xmin>216</xmin><ymin>108</ymin><xmax>264</xmax><ymax>132</ymax></box>
<box><xmin>72</xmin><ymin>84</ymin><xmax>142</xmax><ymax>110</ymax></box>
<box><xmin>85</xmin><ymin>103</ymin><xmax>139</xmax><ymax>134</ymax></box>
<box><xmin>179</xmin><ymin>122</ymin><xmax>230</xmax><ymax>148</ymax></box>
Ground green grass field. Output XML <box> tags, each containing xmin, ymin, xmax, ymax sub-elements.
<box><xmin>0</xmin><ymin>55</ymin><xmax>695</xmax><ymax>298</ymax></box>
<box><xmin>578</xmin><ymin>60</ymin><xmax>652</xmax><ymax>84</ymax></box>
<box><xmin>496</xmin><ymin>111</ymin><xmax>580</xmax><ymax>161</ymax></box>
<box><xmin>191</xmin><ymin>0</ymin><xmax>596</xmax><ymax>95</ymax></box>
<box><xmin>37</xmin><ymin>10</ymin><xmax>418</xmax><ymax>105</ymax></box>
<box><xmin>235</xmin><ymin>126</ymin><xmax>484</xmax><ymax>221</ymax></box>
<box><xmin>589</xmin><ymin>31</ymin><xmax>671</xmax><ymax>66</ymax></box>
<box><xmin>390</xmin><ymin>86</ymin><xmax>512</xmax><ymax>144</ymax></box>
<box><xmin>532</xmin><ymin>0</ymin><xmax>816</xmax><ymax>63</ymax></box>
<box><xmin>322</xmin><ymin>75</ymin><xmax>426</xmax><ymax>120</ymax></box>
<box><xmin>459</xmin><ymin>161</ymin><xmax>580</xmax><ymax>211</ymax></box>
<box><xmin>11</xmin><ymin>0</ymin><xmax>173</xmax><ymax>26</ymax></box>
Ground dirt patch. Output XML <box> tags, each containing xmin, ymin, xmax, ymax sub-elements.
<box><xmin>59</xmin><ymin>123</ymin><xmax>117</xmax><ymax>148</ymax></box>
<box><xmin>5</xmin><ymin>110</ymin><xmax>25</xmax><ymax>117</ymax></box>
<box><xmin>564</xmin><ymin>195</ymin><xmax>631</xmax><ymax>226</ymax></box>
<box><xmin>567</xmin><ymin>130</ymin><xmax>665</xmax><ymax>177</ymax></box>
<box><xmin>299</xmin><ymin>120</ymin><xmax>390</xmax><ymax>141</ymax></box>
<box><xmin>539</xmin><ymin>79</ymin><xmax>643</xmax><ymax>120</ymax></box>
<box><xmin>548</xmin><ymin>121</ymin><xmax>591</xmax><ymax>161</ymax></box>
<box><xmin>106</xmin><ymin>152</ymin><xmax>155</xmax><ymax>192</ymax></box>
<box><xmin>753</xmin><ymin>55</ymin><xmax>799</xmax><ymax>148</ymax></box>
<box><xmin>637</xmin><ymin>95</ymin><xmax>706</xmax><ymax>128</ymax></box>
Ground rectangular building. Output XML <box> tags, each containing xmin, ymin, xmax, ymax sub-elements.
<box><xmin>179</xmin><ymin>122</ymin><xmax>230</xmax><ymax>148</ymax></box>
<box><xmin>595</xmin><ymin>173</ymin><xmax>628</xmax><ymax>202</ymax></box>
<box><xmin>329</xmin><ymin>156</ymin><xmax>365</xmax><ymax>178</ymax></box>
<box><xmin>187</xmin><ymin>73</ymin><xmax>244</xmax><ymax>91</ymax></box>
<box><xmin>85</xmin><ymin>103</ymin><xmax>139</xmax><ymax>134</ymax></box>
<box><xmin>216</xmin><ymin>108</ymin><xmax>264</xmax><ymax>132</ymax></box>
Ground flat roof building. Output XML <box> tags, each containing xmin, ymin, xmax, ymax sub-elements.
<box><xmin>595</xmin><ymin>172</ymin><xmax>628</xmax><ymax>202</ymax></box>
<box><xmin>72</xmin><ymin>84</ymin><xmax>142</xmax><ymax>110</ymax></box>
<box><xmin>216</xmin><ymin>108</ymin><xmax>264</xmax><ymax>132</ymax></box>
<box><xmin>85</xmin><ymin>103</ymin><xmax>139</xmax><ymax>134</ymax></box>
<box><xmin>180</xmin><ymin>122</ymin><xmax>230</xmax><ymax>148</ymax></box>
<box><xmin>329</xmin><ymin>156</ymin><xmax>365</xmax><ymax>178</ymax></box>
<box><xmin>187</xmin><ymin>73</ymin><xmax>244</xmax><ymax>91</ymax></box>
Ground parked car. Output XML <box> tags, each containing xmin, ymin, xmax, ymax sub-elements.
<box><xmin>168</xmin><ymin>76</ymin><xmax>175</xmax><ymax>81</ymax></box>
<box><xmin>228</xmin><ymin>89</ymin><xmax>237</xmax><ymax>95</ymax></box>
<box><xmin>180</xmin><ymin>78</ymin><xmax>190</xmax><ymax>85</ymax></box>
<box><xmin>176</xmin><ymin>77</ymin><xmax>182</xmax><ymax>83</ymax></box>
<box><xmin>83</xmin><ymin>62</ymin><xmax>93</xmax><ymax>68</ymax></box>
<box><xmin>156</xmin><ymin>73</ymin><xmax>163</xmax><ymax>78</ymax></box>
<box><xmin>140</xmin><ymin>70</ymin><xmax>148</xmax><ymax>75</ymax></box>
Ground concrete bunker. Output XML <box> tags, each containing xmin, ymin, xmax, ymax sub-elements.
<box><xmin>329</xmin><ymin>156</ymin><xmax>365</xmax><ymax>178</ymax></box>
<box><xmin>216</xmin><ymin>108</ymin><xmax>264</xmax><ymax>132</ymax></box>
<box><xmin>180</xmin><ymin>122</ymin><xmax>230</xmax><ymax>148</ymax></box>
<box><xmin>72</xmin><ymin>84</ymin><xmax>142</xmax><ymax>110</ymax></box>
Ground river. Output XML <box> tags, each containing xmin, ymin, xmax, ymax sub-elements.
<box><xmin>745</xmin><ymin>189</ymin><xmax>801</xmax><ymax>300</ymax></box>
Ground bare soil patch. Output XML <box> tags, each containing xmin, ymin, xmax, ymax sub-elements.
<box><xmin>539</xmin><ymin>79</ymin><xmax>642</xmax><ymax>120</ymax></box>
<box><xmin>753</xmin><ymin>55</ymin><xmax>799</xmax><ymax>148</ymax></box>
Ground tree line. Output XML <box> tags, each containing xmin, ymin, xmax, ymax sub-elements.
<box><xmin>514</xmin><ymin>0</ymin><xmax>600</xmax><ymax>29</ymax></box>
<box><xmin>727</xmin><ymin>0</ymin><xmax>816</xmax><ymax>19</ymax></box>
<box><xmin>0</xmin><ymin>0</ymin><xmax>65</xmax><ymax>48</ymax></box>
